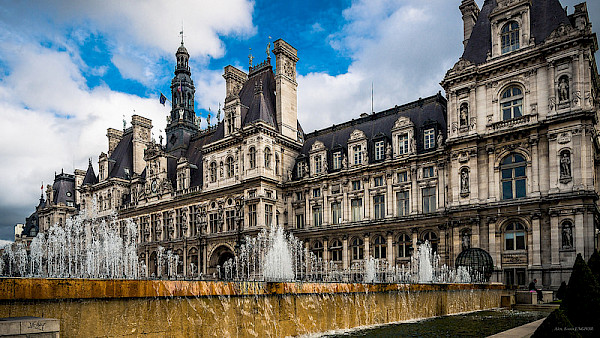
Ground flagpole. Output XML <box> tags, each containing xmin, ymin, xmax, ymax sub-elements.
<box><xmin>159</xmin><ymin>92</ymin><xmax>172</xmax><ymax>105</ymax></box>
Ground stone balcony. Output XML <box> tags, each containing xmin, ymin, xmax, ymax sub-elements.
<box><xmin>487</xmin><ymin>114</ymin><xmax>537</xmax><ymax>132</ymax></box>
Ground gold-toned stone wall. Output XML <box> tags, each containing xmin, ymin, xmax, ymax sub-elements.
<box><xmin>0</xmin><ymin>278</ymin><xmax>503</xmax><ymax>337</ymax></box>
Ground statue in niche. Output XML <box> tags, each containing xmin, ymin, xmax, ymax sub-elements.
<box><xmin>342</xmin><ymin>154</ymin><xmax>348</xmax><ymax>168</ymax></box>
<box><xmin>386</xmin><ymin>143</ymin><xmax>392</xmax><ymax>159</ymax></box>
<box><xmin>459</xmin><ymin>104</ymin><xmax>469</xmax><ymax>128</ymax></box>
<box><xmin>562</xmin><ymin>224</ymin><xmax>573</xmax><ymax>248</ymax></box>
<box><xmin>460</xmin><ymin>168</ymin><xmax>470</xmax><ymax>194</ymax></box>
<box><xmin>461</xmin><ymin>232</ymin><xmax>471</xmax><ymax>251</ymax></box>
<box><xmin>560</xmin><ymin>151</ymin><xmax>571</xmax><ymax>178</ymax></box>
<box><xmin>558</xmin><ymin>76</ymin><xmax>569</xmax><ymax>102</ymax></box>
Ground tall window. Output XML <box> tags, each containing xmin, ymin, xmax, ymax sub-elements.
<box><xmin>331</xmin><ymin>202</ymin><xmax>342</xmax><ymax>225</ymax></box>
<box><xmin>226</xmin><ymin>157</ymin><xmax>234</xmax><ymax>178</ymax></box>
<box><xmin>374</xmin><ymin>195</ymin><xmax>385</xmax><ymax>219</ymax></box>
<box><xmin>249</xmin><ymin>147</ymin><xmax>256</xmax><ymax>169</ymax></box>
<box><xmin>397</xmin><ymin>191</ymin><xmax>409</xmax><ymax>216</ymax></box>
<box><xmin>397</xmin><ymin>234</ymin><xmax>412</xmax><ymax>258</ymax></box>
<box><xmin>374</xmin><ymin>140</ymin><xmax>385</xmax><ymax>161</ymax></box>
<box><xmin>265</xmin><ymin>204</ymin><xmax>273</xmax><ymax>226</ymax></box>
<box><xmin>398</xmin><ymin>134</ymin><xmax>409</xmax><ymax>155</ymax></box>
<box><xmin>353</xmin><ymin>145</ymin><xmax>362</xmax><ymax>165</ymax></box>
<box><xmin>501</xmin><ymin>87</ymin><xmax>523</xmax><ymax>120</ymax></box>
<box><xmin>314</xmin><ymin>155</ymin><xmax>322</xmax><ymax>174</ymax></box>
<box><xmin>312</xmin><ymin>206</ymin><xmax>323</xmax><ymax>226</ymax></box>
<box><xmin>264</xmin><ymin>147</ymin><xmax>271</xmax><ymax>169</ymax></box>
<box><xmin>424</xmin><ymin>128</ymin><xmax>435</xmax><ymax>150</ymax></box>
<box><xmin>351</xmin><ymin>237</ymin><xmax>364</xmax><ymax>260</ymax></box>
<box><xmin>422</xmin><ymin>187</ymin><xmax>436</xmax><ymax>213</ymax></box>
<box><xmin>225</xmin><ymin>210</ymin><xmax>235</xmax><ymax>232</ymax></box>
<box><xmin>312</xmin><ymin>241</ymin><xmax>323</xmax><ymax>260</ymax></box>
<box><xmin>501</xmin><ymin>153</ymin><xmax>526</xmax><ymax>200</ymax></box>
<box><xmin>505</xmin><ymin>222</ymin><xmax>526</xmax><ymax>251</ymax></box>
<box><xmin>351</xmin><ymin>198</ymin><xmax>363</xmax><ymax>222</ymax></box>
<box><xmin>209</xmin><ymin>213</ymin><xmax>218</xmax><ymax>233</ymax></box>
<box><xmin>330</xmin><ymin>240</ymin><xmax>343</xmax><ymax>262</ymax></box>
<box><xmin>333</xmin><ymin>151</ymin><xmax>342</xmax><ymax>170</ymax></box>
<box><xmin>296</xmin><ymin>162</ymin><xmax>304</xmax><ymax>178</ymax></box>
<box><xmin>373</xmin><ymin>235</ymin><xmax>387</xmax><ymax>259</ymax></box>
<box><xmin>248</xmin><ymin>204</ymin><xmax>257</xmax><ymax>227</ymax></box>
<box><xmin>295</xmin><ymin>213</ymin><xmax>304</xmax><ymax>229</ymax></box>
<box><xmin>374</xmin><ymin>176</ymin><xmax>384</xmax><ymax>187</ymax></box>
<box><xmin>352</xmin><ymin>180</ymin><xmax>361</xmax><ymax>191</ymax></box>
<box><xmin>423</xmin><ymin>231</ymin><xmax>438</xmax><ymax>253</ymax></box>
<box><xmin>501</xmin><ymin>21</ymin><xmax>520</xmax><ymax>54</ymax></box>
<box><xmin>210</xmin><ymin>162</ymin><xmax>217</xmax><ymax>182</ymax></box>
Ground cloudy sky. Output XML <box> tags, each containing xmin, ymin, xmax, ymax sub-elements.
<box><xmin>0</xmin><ymin>0</ymin><xmax>598</xmax><ymax>240</ymax></box>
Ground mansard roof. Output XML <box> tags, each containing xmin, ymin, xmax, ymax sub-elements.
<box><xmin>52</xmin><ymin>172</ymin><xmax>75</xmax><ymax>205</ymax></box>
<box><xmin>299</xmin><ymin>93</ymin><xmax>447</xmax><ymax>159</ymax></box>
<box><xmin>463</xmin><ymin>0</ymin><xmax>570</xmax><ymax>65</ymax></box>
<box><xmin>239</xmin><ymin>64</ymin><xmax>278</xmax><ymax>129</ymax></box>
<box><xmin>82</xmin><ymin>160</ymin><xmax>98</xmax><ymax>185</ymax></box>
<box><xmin>108</xmin><ymin>132</ymin><xmax>134</xmax><ymax>180</ymax></box>
<box><xmin>184</xmin><ymin>128</ymin><xmax>222</xmax><ymax>188</ymax></box>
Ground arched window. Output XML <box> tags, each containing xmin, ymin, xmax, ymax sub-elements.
<box><xmin>501</xmin><ymin>86</ymin><xmax>523</xmax><ymax>120</ymax></box>
<box><xmin>351</xmin><ymin>237</ymin><xmax>364</xmax><ymax>260</ymax></box>
<box><xmin>264</xmin><ymin>147</ymin><xmax>272</xmax><ymax>168</ymax></box>
<box><xmin>209</xmin><ymin>162</ymin><xmax>217</xmax><ymax>182</ymax></box>
<box><xmin>501</xmin><ymin>21</ymin><xmax>520</xmax><ymax>54</ymax></box>
<box><xmin>397</xmin><ymin>234</ymin><xmax>412</xmax><ymax>258</ymax></box>
<box><xmin>501</xmin><ymin>153</ymin><xmax>526</xmax><ymax>200</ymax></box>
<box><xmin>312</xmin><ymin>240</ymin><xmax>323</xmax><ymax>260</ymax></box>
<box><xmin>330</xmin><ymin>239</ymin><xmax>343</xmax><ymax>262</ymax></box>
<box><xmin>505</xmin><ymin>222</ymin><xmax>526</xmax><ymax>251</ymax></box>
<box><xmin>373</xmin><ymin>235</ymin><xmax>387</xmax><ymax>259</ymax></box>
<box><xmin>248</xmin><ymin>147</ymin><xmax>256</xmax><ymax>169</ymax></box>
<box><xmin>561</xmin><ymin>220</ymin><xmax>574</xmax><ymax>249</ymax></box>
<box><xmin>226</xmin><ymin>157</ymin><xmax>234</xmax><ymax>178</ymax></box>
<box><xmin>423</xmin><ymin>231</ymin><xmax>438</xmax><ymax>253</ymax></box>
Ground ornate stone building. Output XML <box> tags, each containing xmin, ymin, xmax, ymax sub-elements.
<box><xmin>21</xmin><ymin>0</ymin><xmax>600</xmax><ymax>288</ymax></box>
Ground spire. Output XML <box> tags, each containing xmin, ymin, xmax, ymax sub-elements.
<box><xmin>83</xmin><ymin>158</ymin><xmax>98</xmax><ymax>186</ymax></box>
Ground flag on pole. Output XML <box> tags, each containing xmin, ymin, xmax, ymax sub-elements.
<box><xmin>159</xmin><ymin>93</ymin><xmax>167</xmax><ymax>105</ymax></box>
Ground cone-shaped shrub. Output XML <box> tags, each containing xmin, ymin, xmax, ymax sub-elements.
<box><xmin>532</xmin><ymin>309</ymin><xmax>580</xmax><ymax>338</ymax></box>
<box><xmin>561</xmin><ymin>253</ymin><xmax>600</xmax><ymax>331</ymax></box>
<box><xmin>556</xmin><ymin>281</ymin><xmax>567</xmax><ymax>300</ymax></box>
<box><xmin>587</xmin><ymin>249</ymin><xmax>600</xmax><ymax>284</ymax></box>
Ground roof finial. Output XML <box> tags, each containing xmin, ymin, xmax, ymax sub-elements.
<box><xmin>217</xmin><ymin>103</ymin><xmax>221</xmax><ymax>121</ymax></box>
<box><xmin>248</xmin><ymin>48</ymin><xmax>254</xmax><ymax>68</ymax></box>
<box><xmin>266</xmin><ymin>36</ymin><xmax>272</xmax><ymax>59</ymax></box>
<box><xmin>123</xmin><ymin>114</ymin><xmax>126</xmax><ymax>130</ymax></box>
<box><xmin>180</xmin><ymin>22</ymin><xmax>185</xmax><ymax>45</ymax></box>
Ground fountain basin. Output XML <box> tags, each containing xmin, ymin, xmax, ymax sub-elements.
<box><xmin>0</xmin><ymin>278</ymin><xmax>504</xmax><ymax>337</ymax></box>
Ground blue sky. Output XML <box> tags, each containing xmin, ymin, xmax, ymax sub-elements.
<box><xmin>0</xmin><ymin>0</ymin><xmax>598</xmax><ymax>241</ymax></box>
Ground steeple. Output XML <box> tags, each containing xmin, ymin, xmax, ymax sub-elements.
<box><xmin>166</xmin><ymin>31</ymin><xmax>197</xmax><ymax>155</ymax></box>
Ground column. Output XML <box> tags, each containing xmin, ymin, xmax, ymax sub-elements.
<box><xmin>486</xmin><ymin>145</ymin><xmax>496</xmax><ymax>202</ymax></box>
<box><xmin>471</xmin><ymin>221</ymin><xmax>480</xmax><ymax>249</ymax></box>
<box><xmin>452</xmin><ymin>226</ymin><xmax>460</xmax><ymax>263</ymax></box>
<box><xmin>530</xmin><ymin>135</ymin><xmax>541</xmax><ymax>196</ymax></box>
<box><xmin>531</xmin><ymin>214</ymin><xmax>541</xmax><ymax>267</ymax></box>
<box><xmin>411</xmin><ymin>228</ymin><xmax>419</xmax><ymax>253</ymax></box>
<box><xmin>364</xmin><ymin>234</ymin><xmax>370</xmax><ymax>259</ymax></box>
<box><xmin>342</xmin><ymin>236</ymin><xmax>349</xmax><ymax>270</ymax></box>
<box><xmin>387</xmin><ymin>232</ymin><xmax>394</xmax><ymax>263</ymax></box>
<box><xmin>550</xmin><ymin>212</ymin><xmax>560</xmax><ymax>266</ymax></box>
<box><xmin>438</xmin><ymin>225</ymin><xmax>447</xmax><ymax>264</ymax></box>
<box><xmin>323</xmin><ymin>237</ymin><xmax>329</xmax><ymax>262</ymax></box>
<box><xmin>574</xmin><ymin>210</ymin><xmax>585</xmax><ymax>256</ymax></box>
<box><xmin>342</xmin><ymin>187</ymin><xmax>349</xmax><ymax>222</ymax></box>
<box><xmin>411</xmin><ymin>166</ymin><xmax>418</xmax><ymax>214</ymax></box>
<box><xmin>488</xmin><ymin>217</ymin><xmax>499</xmax><ymax>269</ymax></box>
<box><xmin>323</xmin><ymin>185</ymin><xmax>330</xmax><ymax>225</ymax></box>
<box><xmin>202</xmin><ymin>240</ymin><xmax>208</xmax><ymax>275</ymax></box>
<box><xmin>548</xmin><ymin>134</ymin><xmax>558</xmax><ymax>193</ymax></box>
<box><xmin>386</xmin><ymin>174</ymin><xmax>393</xmax><ymax>217</ymax></box>
<box><xmin>364</xmin><ymin>177</ymin><xmax>371</xmax><ymax>220</ymax></box>
<box><xmin>437</xmin><ymin>163</ymin><xmax>446</xmax><ymax>209</ymax></box>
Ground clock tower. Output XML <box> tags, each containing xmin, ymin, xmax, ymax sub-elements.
<box><xmin>165</xmin><ymin>36</ymin><xmax>197</xmax><ymax>157</ymax></box>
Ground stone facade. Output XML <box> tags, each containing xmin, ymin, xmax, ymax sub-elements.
<box><xmin>21</xmin><ymin>0</ymin><xmax>600</xmax><ymax>289</ymax></box>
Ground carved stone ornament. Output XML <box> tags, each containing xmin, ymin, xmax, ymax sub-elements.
<box><xmin>557</xmin><ymin>132</ymin><xmax>571</xmax><ymax>144</ymax></box>
<box><xmin>349</xmin><ymin>129</ymin><xmax>366</xmax><ymax>141</ymax></box>
<box><xmin>392</xmin><ymin>116</ymin><xmax>413</xmax><ymax>130</ymax></box>
<box><xmin>450</xmin><ymin>58</ymin><xmax>474</xmax><ymax>73</ymax></box>
<box><xmin>311</xmin><ymin>140</ymin><xmax>325</xmax><ymax>152</ymax></box>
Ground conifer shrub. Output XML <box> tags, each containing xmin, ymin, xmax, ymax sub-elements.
<box><xmin>561</xmin><ymin>254</ymin><xmax>600</xmax><ymax>333</ymax></box>
<box><xmin>532</xmin><ymin>309</ymin><xmax>580</xmax><ymax>338</ymax></box>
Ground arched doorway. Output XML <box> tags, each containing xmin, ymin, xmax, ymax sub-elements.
<box><xmin>149</xmin><ymin>251</ymin><xmax>158</xmax><ymax>278</ymax></box>
<box><xmin>208</xmin><ymin>245</ymin><xmax>235</xmax><ymax>279</ymax></box>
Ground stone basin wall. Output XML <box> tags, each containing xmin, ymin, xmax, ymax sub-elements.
<box><xmin>0</xmin><ymin>278</ymin><xmax>504</xmax><ymax>337</ymax></box>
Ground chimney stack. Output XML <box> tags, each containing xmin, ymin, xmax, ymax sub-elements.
<box><xmin>460</xmin><ymin>0</ymin><xmax>480</xmax><ymax>49</ymax></box>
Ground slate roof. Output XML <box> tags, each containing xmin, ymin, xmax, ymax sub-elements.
<box><xmin>82</xmin><ymin>159</ymin><xmax>98</xmax><ymax>185</ymax></box>
<box><xmin>296</xmin><ymin>93</ymin><xmax>447</xmax><ymax>176</ymax></box>
<box><xmin>463</xmin><ymin>0</ymin><xmax>570</xmax><ymax>65</ymax></box>
<box><xmin>108</xmin><ymin>132</ymin><xmax>134</xmax><ymax>179</ymax></box>
<box><xmin>239</xmin><ymin>65</ymin><xmax>278</xmax><ymax>129</ymax></box>
<box><xmin>52</xmin><ymin>172</ymin><xmax>75</xmax><ymax>206</ymax></box>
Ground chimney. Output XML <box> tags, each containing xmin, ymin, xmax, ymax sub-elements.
<box><xmin>106</xmin><ymin>128</ymin><xmax>123</xmax><ymax>156</ymax></box>
<box><xmin>273</xmin><ymin>39</ymin><xmax>299</xmax><ymax>141</ymax></box>
<box><xmin>460</xmin><ymin>0</ymin><xmax>480</xmax><ymax>49</ymax></box>
<box><xmin>223</xmin><ymin>65</ymin><xmax>248</xmax><ymax>101</ymax></box>
<box><xmin>131</xmin><ymin>115</ymin><xmax>152</xmax><ymax>175</ymax></box>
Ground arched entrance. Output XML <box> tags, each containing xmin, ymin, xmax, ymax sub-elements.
<box><xmin>149</xmin><ymin>251</ymin><xmax>158</xmax><ymax>278</ymax></box>
<box><xmin>208</xmin><ymin>245</ymin><xmax>235</xmax><ymax>279</ymax></box>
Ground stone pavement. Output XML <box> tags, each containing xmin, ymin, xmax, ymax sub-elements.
<box><xmin>487</xmin><ymin>318</ymin><xmax>546</xmax><ymax>338</ymax></box>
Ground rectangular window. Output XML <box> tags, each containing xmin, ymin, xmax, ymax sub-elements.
<box><xmin>422</xmin><ymin>187</ymin><xmax>436</xmax><ymax>213</ymax></box>
<box><xmin>424</xmin><ymin>128</ymin><xmax>435</xmax><ymax>150</ymax></box>
<box><xmin>265</xmin><ymin>204</ymin><xmax>273</xmax><ymax>227</ymax></box>
<box><xmin>314</xmin><ymin>155</ymin><xmax>322</xmax><ymax>174</ymax></box>
<box><xmin>296</xmin><ymin>191</ymin><xmax>304</xmax><ymax>200</ymax></box>
<box><xmin>331</xmin><ymin>202</ymin><xmax>342</xmax><ymax>225</ymax></box>
<box><xmin>375</xmin><ymin>140</ymin><xmax>385</xmax><ymax>161</ymax></box>
<box><xmin>374</xmin><ymin>176</ymin><xmax>384</xmax><ymax>187</ymax></box>
<box><xmin>352</xmin><ymin>180</ymin><xmax>361</xmax><ymax>191</ymax></box>
<box><xmin>398</xmin><ymin>134</ymin><xmax>409</xmax><ymax>154</ymax></box>
<box><xmin>333</xmin><ymin>152</ymin><xmax>342</xmax><ymax>170</ymax></box>
<box><xmin>226</xmin><ymin>210</ymin><xmax>235</xmax><ymax>232</ymax></box>
<box><xmin>423</xmin><ymin>166</ymin><xmax>434</xmax><ymax>178</ymax></box>
<box><xmin>312</xmin><ymin>206</ymin><xmax>323</xmax><ymax>226</ymax></box>
<box><xmin>248</xmin><ymin>190</ymin><xmax>256</xmax><ymax>198</ymax></box>
<box><xmin>265</xmin><ymin>190</ymin><xmax>273</xmax><ymax>199</ymax></box>
<box><xmin>209</xmin><ymin>213</ymin><xmax>219</xmax><ymax>233</ymax></box>
<box><xmin>297</xmin><ymin>162</ymin><xmax>304</xmax><ymax>178</ymax></box>
<box><xmin>296</xmin><ymin>213</ymin><xmax>304</xmax><ymax>229</ymax></box>
<box><xmin>248</xmin><ymin>204</ymin><xmax>257</xmax><ymax>227</ymax></box>
<box><xmin>397</xmin><ymin>191</ymin><xmax>409</xmax><ymax>216</ymax></box>
<box><xmin>374</xmin><ymin>195</ymin><xmax>385</xmax><ymax>219</ymax></box>
<box><xmin>353</xmin><ymin>145</ymin><xmax>362</xmax><ymax>165</ymax></box>
<box><xmin>351</xmin><ymin>198</ymin><xmax>363</xmax><ymax>222</ymax></box>
<box><xmin>313</xmin><ymin>188</ymin><xmax>321</xmax><ymax>198</ymax></box>
<box><xmin>331</xmin><ymin>184</ymin><xmax>340</xmax><ymax>194</ymax></box>
<box><xmin>398</xmin><ymin>171</ymin><xmax>408</xmax><ymax>183</ymax></box>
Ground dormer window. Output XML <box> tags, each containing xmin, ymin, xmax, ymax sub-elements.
<box><xmin>501</xmin><ymin>86</ymin><xmax>523</xmax><ymax>120</ymax></box>
<box><xmin>398</xmin><ymin>134</ymin><xmax>409</xmax><ymax>155</ymax></box>
<box><xmin>424</xmin><ymin>128</ymin><xmax>435</xmax><ymax>150</ymax></box>
<box><xmin>353</xmin><ymin>145</ymin><xmax>363</xmax><ymax>165</ymax></box>
<box><xmin>332</xmin><ymin>151</ymin><xmax>342</xmax><ymax>170</ymax></box>
<box><xmin>314</xmin><ymin>155</ymin><xmax>322</xmax><ymax>174</ymax></box>
<box><xmin>501</xmin><ymin>21</ymin><xmax>520</xmax><ymax>54</ymax></box>
<box><xmin>374</xmin><ymin>140</ymin><xmax>385</xmax><ymax>161</ymax></box>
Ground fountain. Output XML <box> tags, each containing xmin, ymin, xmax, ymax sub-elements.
<box><xmin>0</xmin><ymin>206</ymin><xmax>504</xmax><ymax>336</ymax></box>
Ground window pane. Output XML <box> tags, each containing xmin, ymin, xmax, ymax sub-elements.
<box><xmin>506</xmin><ymin>237</ymin><xmax>514</xmax><ymax>250</ymax></box>
<box><xmin>502</xmin><ymin>169</ymin><xmax>513</xmax><ymax>179</ymax></box>
<box><xmin>502</xmin><ymin>181</ymin><xmax>513</xmax><ymax>199</ymax></box>
<box><xmin>514</xmin><ymin>166</ymin><xmax>525</xmax><ymax>178</ymax></box>
<box><xmin>516</xmin><ymin>233</ymin><xmax>525</xmax><ymax>250</ymax></box>
<box><xmin>515</xmin><ymin>179</ymin><xmax>526</xmax><ymax>198</ymax></box>
<box><xmin>513</xmin><ymin>103</ymin><xmax>522</xmax><ymax>118</ymax></box>
<box><xmin>503</xmin><ymin>108</ymin><xmax>512</xmax><ymax>121</ymax></box>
